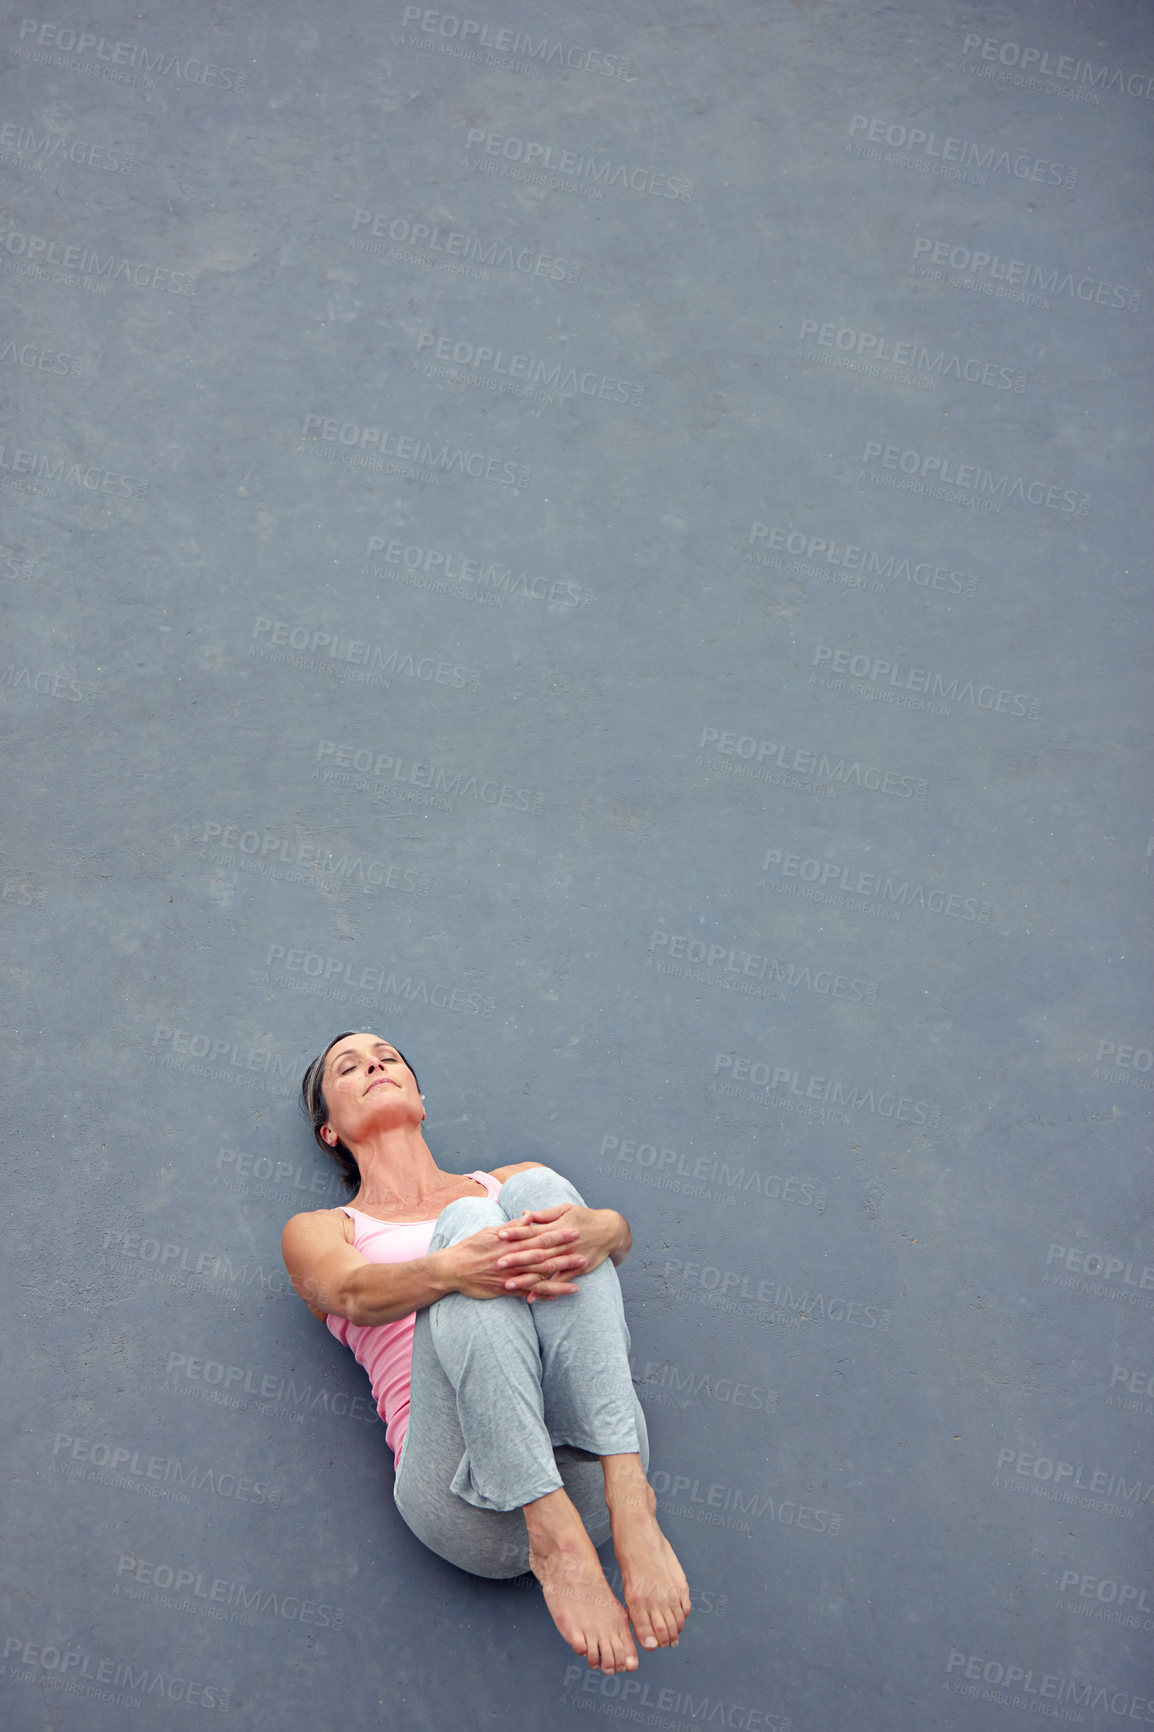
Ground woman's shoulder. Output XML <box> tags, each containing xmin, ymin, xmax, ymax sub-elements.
<box><xmin>281</xmin><ymin>1205</ymin><xmax>355</xmax><ymax>1245</ymax></box>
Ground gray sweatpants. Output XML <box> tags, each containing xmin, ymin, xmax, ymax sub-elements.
<box><xmin>391</xmin><ymin>1166</ymin><xmax>649</xmax><ymax>1579</ymax></box>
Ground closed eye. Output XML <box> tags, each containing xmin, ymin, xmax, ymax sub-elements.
<box><xmin>337</xmin><ymin>1050</ymin><xmax>400</xmax><ymax>1075</ymax></box>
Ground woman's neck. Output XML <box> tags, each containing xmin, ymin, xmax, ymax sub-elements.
<box><xmin>346</xmin><ymin>1124</ymin><xmax>449</xmax><ymax>1210</ymax></box>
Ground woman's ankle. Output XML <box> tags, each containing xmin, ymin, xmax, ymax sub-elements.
<box><xmin>601</xmin><ymin>1452</ymin><xmax>646</xmax><ymax>1485</ymax></box>
<box><xmin>600</xmin><ymin>1454</ymin><xmax>653</xmax><ymax>1510</ymax></box>
<box><xmin>524</xmin><ymin>1486</ymin><xmax>585</xmax><ymax>1547</ymax></box>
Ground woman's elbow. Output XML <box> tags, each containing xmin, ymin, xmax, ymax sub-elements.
<box><xmin>331</xmin><ymin>1278</ymin><xmax>365</xmax><ymax>1325</ymax></box>
<box><xmin>290</xmin><ymin>1267</ymin><xmax>353</xmax><ymax>1324</ymax></box>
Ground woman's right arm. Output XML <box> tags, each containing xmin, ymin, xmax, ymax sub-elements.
<box><xmin>281</xmin><ymin>1212</ymin><xmax>452</xmax><ymax>1325</ymax></box>
<box><xmin>281</xmin><ymin>1212</ymin><xmax>586</xmax><ymax>1325</ymax></box>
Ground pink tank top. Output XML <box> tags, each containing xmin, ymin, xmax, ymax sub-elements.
<box><xmin>326</xmin><ymin>1172</ymin><xmax>503</xmax><ymax>1460</ymax></box>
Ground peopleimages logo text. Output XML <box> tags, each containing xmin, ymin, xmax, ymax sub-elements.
<box><xmin>812</xmin><ymin>644</ymin><xmax>1039</xmax><ymax>717</ymax></box>
<box><xmin>713</xmin><ymin>1054</ymin><xmax>940</xmax><ymax>1126</ymax></box>
<box><xmin>798</xmin><ymin>318</ymin><xmax>1025</xmax><ymax>391</ymax></box>
<box><xmin>761</xmin><ymin>847</ymin><xmax>992</xmax><ymax>923</ymax></box>
<box><xmin>352</xmin><ymin>208</ymin><xmax>580</xmax><ymax>281</ymax></box>
<box><xmin>861</xmin><ymin>440</ymin><xmax>1088</xmax><ymax>514</ymax></box>
<box><xmin>946</xmin><ymin>1649</ymin><xmax>1154</xmax><ymax>1720</ymax></box>
<box><xmin>961</xmin><ymin>33</ymin><xmax>1154</xmax><ymax>102</ymax></box>
<box><xmin>848</xmin><ymin>114</ymin><xmax>1075</xmax><ymax>185</ymax></box>
<box><xmin>911</xmin><ymin>237</ymin><xmax>1139</xmax><ymax>311</ymax></box>
<box><xmin>16</xmin><ymin>17</ymin><xmax>247</xmax><ymax>89</ymax></box>
<box><xmin>401</xmin><ymin>9</ymin><xmax>634</xmax><ymax>79</ymax></box>
<box><xmin>0</xmin><ymin>222</ymin><xmax>196</xmax><ymax>294</ymax></box>
<box><xmin>0</xmin><ymin>120</ymin><xmax>135</xmax><ymax>173</ymax></box>
<box><xmin>463</xmin><ymin>129</ymin><xmax>693</xmax><ymax>200</ymax></box>
<box><xmin>2</xmin><ymin>1635</ymin><xmax>230</xmax><ymax>1711</ymax></box>
<box><xmin>300</xmin><ymin>414</ymin><xmax>529</xmax><ymax>487</ymax></box>
<box><xmin>648</xmin><ymin>930</ymin><xmax>876</xmax><ymax>1002</ymax></box>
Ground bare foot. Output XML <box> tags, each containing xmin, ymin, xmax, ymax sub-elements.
<box><xmin>525</xmin><ymin>1489</ymin><xmax>639</xmax><ymax>1675</ymax></box>
<box><xmin>604</xmin><ymin>1463</ymin><xmax>692</xmax><ymax>1652</ymax></box>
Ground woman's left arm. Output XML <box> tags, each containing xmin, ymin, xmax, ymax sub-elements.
<box><xmin>495</xmin><ymin>1205</ymin><xmax>631</xmax><ymax>1294</ymax></box>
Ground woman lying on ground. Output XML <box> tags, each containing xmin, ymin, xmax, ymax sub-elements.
<box><xmin>280</xmin><ymin>1031</ymin><xmax>691</xmax><ymax>1675</ymax></box>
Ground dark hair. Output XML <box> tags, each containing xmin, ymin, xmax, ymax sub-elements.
<box><xmin>300</xmin><ymin>1032</ymin><xmax>421</xmax><ymax>1194</ymax></box>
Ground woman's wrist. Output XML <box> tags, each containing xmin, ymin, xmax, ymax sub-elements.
<box><xmin>604</xmin><ymin>1209</ymin><xmax>631</xmax><ymax>1266</ymax></box>
<box><xmin>428</xmin><ymin>1245</ymin><xmax>458</xmax><ymax>1299</ymax></box>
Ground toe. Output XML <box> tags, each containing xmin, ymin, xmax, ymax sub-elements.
<box><xmin>649</xmin><ymin>1612</ymin><xmax>675</xmax><ymax>1649</ymax></box>
<box><xmin>628</xmin><ymin>1598</ymin><xmax>662</xmax><ymax>1650</ymax></box>
<box><xmin>618</xmin><ymin>1627</ymin><xmax>639</xmax><ymax>1672</ymax></box>
<box><xmin>646</xmin><ymin>1600</ymin><xmax>683</xmax><ymax>1648</ymax></box>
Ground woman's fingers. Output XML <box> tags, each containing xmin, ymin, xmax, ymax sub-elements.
<box><xmin>497</xmin><ymin>1217</ymin><xmax>579</xmax><ymax>1243</ymax></box>
<box><xmin>503</xmin><ymin>1253</ymin><xmax>586</xmax><ymax>1289</ymax></box>
<box><xmin>496</xmin><ymin>1230</ymin><xmax>581</xmax><ymax>1267</ymax></box>
<box><xmin>477</xmin><ymin>1214</ymin><xmax>593</xmax><ymax>1296</ymax></box>
<box><xmin>502</xmin><ymin>1259</ymin><xmax>586</xmax><ymax>1287</ymax></box>
<box><xmin>497</xmin><ymin>1249</ymin><xmax>583</xmax><ymax>1273</ymax></box>
<box><xmin>525</xmin><ymin>1277</ymin><xmax>581</xmax><ymax>1301</ymax></box>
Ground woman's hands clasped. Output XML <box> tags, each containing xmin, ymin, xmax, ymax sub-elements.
<box><xmin>440</xmin><ymin>1206</ymin><xmax>619</xmax><ymax>1304</ymax></box>
<box><xmin>497</xmin><ymin>1204</ymin><xmax>620</xmax><ymax>1301</ymax></box>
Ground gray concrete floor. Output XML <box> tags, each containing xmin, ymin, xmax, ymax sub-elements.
<box><xmin>2</xmin><ymin>1</ymin><xmax>1151</xmax><ymax>1727</ymax></box>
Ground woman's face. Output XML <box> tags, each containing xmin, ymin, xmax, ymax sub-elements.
<box><xmin>320</xmin><ymin>1033</ymin><xmax>423</xmax><ymax>1149</ymax></box>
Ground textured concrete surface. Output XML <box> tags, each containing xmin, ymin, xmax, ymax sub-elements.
<box><xmin>2</xmin><ymin>1</ymin><xmax>1151</xmax><ymax>1727</ymax></box>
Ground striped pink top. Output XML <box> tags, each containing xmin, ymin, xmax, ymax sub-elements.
<box><xmin>326</xmin><ymin>1171</ymin><xmax>503</xmax><ymax>1460</ymax></box>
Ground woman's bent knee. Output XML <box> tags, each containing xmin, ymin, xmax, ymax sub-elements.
<box><xmin>439</xmin><ymin>1196</ymin><xmax>503</xmax><ymax>1227</ymax></box>
<box><xmin>429</xmin><ymin>1196</ymin><xmax>503</xmax><ymax>1251</ymax></box>
<box><xmin>499</xmin><ymin>1166</ymin><xmax>585</xmax><ymax>1209</ymax></box>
